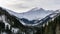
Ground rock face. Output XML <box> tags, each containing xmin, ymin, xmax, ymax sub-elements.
<box><xmin>0</xmin><ymin>7</ymin><xmax>60</xmax><ymax>34</ymax></box>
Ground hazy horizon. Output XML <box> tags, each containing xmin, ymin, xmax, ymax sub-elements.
<box><xmin>0</xmin><ymin>0</ymin><xmax>60</xmax><ymax>13</ymax></box>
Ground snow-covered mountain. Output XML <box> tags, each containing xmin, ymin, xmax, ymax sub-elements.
<box><xmin>5</xmin><ymin>7</ymin><xmax>54</xmax><ymax>20</ymax></box>
<box><xmin>18</xmin><ymin>8</ymin><xmax>54</xmax><ymax>20</ymax></box>
<box><xmin>0</xmin><ymin>7</ymin><xmax>60</xmax><ymax>34</ymax></box>
<box><xmin>1</xmin><ymin>7</ymin><xmax>60</xmax><ymax>26</ymax></box>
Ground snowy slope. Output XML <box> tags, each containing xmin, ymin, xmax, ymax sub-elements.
<box><xmin>1</xmin><ymin>7</ymin><xmax>60</xmax><ymax>26</ymax></box>
<box><xmin>18</xmin><ymin>8</ymin><xmax>54</xmax><ymax>20</ymax></box>
<box><xmin>5</xmin><ymin>7</ymin><xmax>54</xmax><ymax>20</ymax></box>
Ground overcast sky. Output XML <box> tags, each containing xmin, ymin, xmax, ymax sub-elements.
<box><xmin>0</xmin><ymin>0</ymin><xmax>60</xmax><ymax>13</ymax></box>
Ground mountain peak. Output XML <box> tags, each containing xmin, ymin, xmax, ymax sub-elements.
<box><xmin>39</xmin><ymin>8</ymin><xmax>44</xmax><ymax>10</ymax></box>
<box><xmin>28</xmin><ymin>7</ymin><xmax>44</xmax><ymax>12</ymax></box>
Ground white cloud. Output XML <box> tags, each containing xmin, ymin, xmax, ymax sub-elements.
<box><xmin>0</xmin><ymin>0</ymin><xmax>60</xmax><ymax>13</ymax></box>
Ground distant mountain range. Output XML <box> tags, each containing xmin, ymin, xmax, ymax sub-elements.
<box><xmin>1</xmin><ymin>7</ymin><xmax>60</xmax><ymax>26</ymax></box>
<box><xmin>0</xmin><ymin>7</ymin><xmax>60</xmax><ymax>34</ymax></box>
<box><xmin>5</xmin><ymin>7</ymin><xmax>54</xmax><ymax>20</ymax></box>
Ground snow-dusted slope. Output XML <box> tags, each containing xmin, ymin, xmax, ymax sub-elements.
<box><xmin>18</xmin><ymin>8</ymin><xmax>54</xmax><ymax>20</ymax></box>
<box><xmin>1</xmin><ymin>7</ymin><xmax>60</xmax><ymax>26</ymax></box>
<box><xmin>5</xmin><ymin>7</ymin><xmax>54</xmax><ymax>20</ymax></box>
